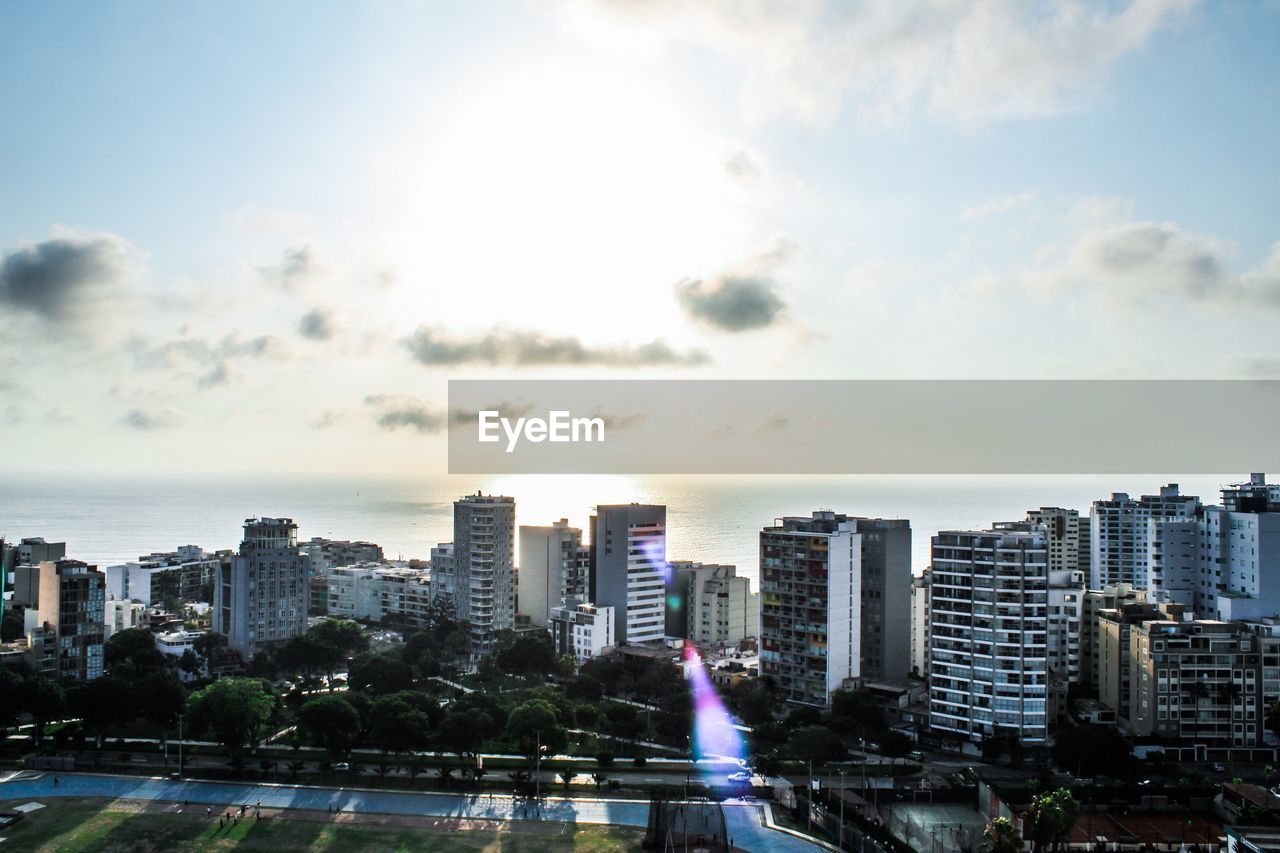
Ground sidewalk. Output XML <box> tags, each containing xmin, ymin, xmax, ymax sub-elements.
<box><xmin>0</xmin><ymin>771</ymin><xmax>828</xmax><ymax>851</ymax></box>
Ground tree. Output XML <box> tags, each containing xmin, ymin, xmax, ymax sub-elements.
<box><xmin>440</xmin><ymin>709</ymin><xmax>496</xmax><ymax>757</ymax></box>
<box><xmin>1023</xmin><ymin>788</ymin><xmax>1082</xmax><ymax>853</ymax></box>
<box><xmin>880</xmin><ymin>730</ymin><xmax>913</xmax><ymax>761</ymax></box>
<box><xmin>277</xmin><ymin>634</ymin><xmax>341</xmax><ymax>682</ymax></box>
<box><xmin>347</xmin><ymin>652</ymin><xmax>414</xmax><ymax>695</ymax></box>
<box><xmin>0</xmin><ymin>608</ymin><xmax>23</xmax><ymax>642</ymax></box>
<box><xmin>981</xmin><ymin>817</ymin><xmax>1023</xmax><ymax>853</ymax></box>
<box><xmin>186</xmin><ymin>677</ymin><xmax>275</xmax><ymax>760</ymax></box>
<box><xmin>136</xmin><ymin>671</ymin><xmax>187</xmax><ymax>727</ymax></box>
<box><xmin>830</xmin><ymin>688</ymin><xmax>885</xmax><ymax>738</ymax></box>
<box><xmin>367</xmin><ymin>694</ymin><xmax>433</xmax><ymax>756</ymax></box>
<box><xmin>299</xmin><ymin>694</ymin><xmax>361</xmax><ymax>759</ymax></box>
<box><xmin>1051</xmin><ymin>725</ymin><xmax>1131</xmax><ymax>778</ymax></box>
<box><xmin>104</xmin><ymin>627</ymin><xmax>167</xmax><ymax>674</ymax></box>
<box><xmin>310</xmin><ymin>619</ymin><xmax>369</xmax><ymax>657</ymax></box>
<box><xmin>497</xmin><ymin>634</ymin><xmax>561</xmax><ymax>679</ymax></box>
<box><xmin>506</xmin><ymin>699</ymin><xmax>568</xmax><ymax>761</ymax></box>
<box><xmin>788</xmin><ymin>725</ymin><xmax>844</xmax><ymax>766</ymax></box>
<box><xmin>178</xmin><ymin>648</ymin><xmax>203</xmax><ymax>679</ymax></box>
<box><xmin>25</xmin><ymin>675</ymin><xmax>67</xmax><ymax>745</ymax></box>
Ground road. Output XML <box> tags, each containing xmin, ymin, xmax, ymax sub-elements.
<box><xmin>0</xmin><ymin>771</ymin><xmax>830</xmax><ymax>852</ymax></box>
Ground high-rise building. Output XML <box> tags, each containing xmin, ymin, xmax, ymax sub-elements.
<box><xmin>300</xmin><ymin>538</ymin><xmax>385</xmax><ymax>576</ymax></box>
<box><xmin>1090</xmin><ymin>485</ymin><xmax>1200</xmax><ymax>589</ymax></box>
<box><xmin>1026</xmin><ymin>507</ymin><xmax>1088</xmax><ymax>576</ymax></box>
<box><xmin>428</xmin><ymin>542</ymin><xmax>455</xmax><ymax>602</ymax></box>
<box><xmin>518</xmin><ymin>519</ymin><xmax>588</xmax><ymax>627</ymax></box>
<box><xmin>668</xmin><ymin>561</ymin><xmax>759</xmax><ymax>649</ymax></box>
<box><xmin>214</xmin><ymin>518</ymin><xmax>307</xmax><ymax>656</ymax></box>
<box><xmin>1151</xmin><ymin>474</ymin><xmax>1280</xmax><ymax>623</ymax></box>
<box><xmin>910</xmin><ymin>569</ymin><xmax>932</xmax><ymax>678</ymax></box>
<box><xmin>29</xmin><ymin>559</ymin><xmax>105</xmax><ymax>681</ymax></box>
<box><xmin>759</xmin><ymin>512</ymin><xmax>861</xmax><ymax>705</ymax></box>
<box><xmin>453</xmin><ymin>493</ymin><xmax>516</xmax><ymax>656</ymax></box>
<box><xmin>1080</xmin><ymin>582</ymin><xmax>1147</xmax><ymax>688</ymax></box>
<box><xmin>929</xmin><ymin>527</ymin><xmax>1049</xmax><ymax>745</ymax></box>
<box><xmin>850</xmin><ymin>517</ymin><xmax>912</xmax><ymax>682</ymax></box>
<box><xmin>589</xmin><ymin>504</ymin><xmax>667</xmax><ymax>646</ymax></box>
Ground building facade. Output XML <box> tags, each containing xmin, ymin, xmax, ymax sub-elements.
<box><xmin>518</xmin><ymin>519</ymin><xmax>588</xmax><ymax>627</ymax></box>
<box><xmin>453</xmin><ymin>494</ymin><xmax>516</xmax><ymax>656</ymax></box>
<box><xmin>669</xmin><ymin>561</ymin><xmax>759</xmax><ymax>649</ymax></box>
<box><xmin>910</xmin><ymin>569</ymin><xmax>932</xmax><ymax>678</ymax></box>
<box><xmin>590</xmin><ymin>504</ymin><xmax>667</xmax><ymax>646</ymax></box>
<box><xmin>214</xmin><ymin>517</ymin><xmax>307</xmax><ymax>657</ymax></box>
<box><xmin>851</xmin><ymin>517</ymin><xmax>912</xmax><ymax>682</ymax></box>
<box><xmin>929</xmin><ymin>528</ymin><xmax>1049</xmax><ymax>745</ymax></box>
<box><xmin>759</xmin><ymin>512</ymin><xmax>860</xmax><ymax>705</ymax></box>
<box><xmin>549</xmin><ymin>599</ymin><xmax>615</xmax><ymax>662</ymax></box>
<box><xmin>31</xmin><ymin>559</ymin><xmax>106</xmax><ymax>681</ymax></box>
<box><xmin>1090</xmin><ymin>485</ymin><xmax>1200</xmax><ymax>590</ymax></box>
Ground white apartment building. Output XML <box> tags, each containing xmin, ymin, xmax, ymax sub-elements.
<box><xmin>674</xmin><ymin>561</ymin><xmax>759</xmax><ymax>649</ymax></box>
<box><xmin>759</xmin><ymin>512</ymin><xmax>861</xmax><ymax>705</ymax></box>
<box><xmin>1090</xmin><ymin>484</ymin><xmax>1200</xmax><ymax>590</ymax></box>
<box><xmin>518</xmin><ymin>519</ymin><xmax>588</xmax><ymax>627</ymax></box>
<box><xmin>590</xmin><ymin>504</ymin><xmax>667</xmax><ymax>646</ymax></box>
<box><xmin>105</xmin><ymin>599</ymin><xmax>146</xmax><ymax>639</ymax></box>
<box><xmin>549</xmin><ymin>599</ymin><xmax>615</xmax><ymax>662</ymax></box>
<box><xmin>429</xmin><ymin>542</ymin><xmax>455</xmax><ymax>602</ymax></box>
<box><xmin>910</xmin><ymin>569</ymin><xmax>931</xmax><ymax>678</ymax></box>
<box><xmin>453</xmin><ymin>494</ymin><xmax>516</xmax><ymax>656</ymax></box>
<box><xmin>154</xmin><ymin>628</ymin><xmax>205</xmax><ymax>681</ymax></box>
<box><xmin>929</xmin><ymin>527</ymin><xmax>1050</xmax><ymax>745</ymax></box>
<box><xmin>105</xmin><ymin>546</ymin><xmax>221</xmax><ymax>607</ymax></box>
<box><xmin>316</xmin><ymin>563</ymin><xmax>434</xmax><ymax>625</ymax></box>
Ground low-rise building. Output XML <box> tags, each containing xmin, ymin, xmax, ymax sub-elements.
<box><xmin>549</xmin><ymin>599</ymin><xmax>614</xmax><ymax>662</ymax></box>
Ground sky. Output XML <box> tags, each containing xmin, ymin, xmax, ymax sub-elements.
<box><xmin>2</xmin><ymin>0</ymin><xmax>1279</xmax><ymax>477</ymax></box>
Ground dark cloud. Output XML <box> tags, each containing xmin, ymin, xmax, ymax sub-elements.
<box><xmin>364</xmin><ymin>394</ymin><xmax>445</xmax><ymax>434</ymax></box>
<box><xmin>299</xmin><ymin>307</ymin><xmax>336</xmax><ymax>341</ymax></box>
<box><xmin>674</xmin><ymin>275</ymin><xmax>786</xmax><ymax>332</ymax></box>
<box><xmin>259</xmin><ymin>245</ymin><xmax>318</xmax><ymax>288</ymax></box>
<box><xmin>403</xmin><ymin>326</ymin><xmax>710</xmax><ymax>368</ymax></box>
<box><xmin>196</xmin><ymin>361</ymin><xmax>234</xmax><ymax>390</ymax></box>
<box><xmin>120</xmin><ymin>408</ymin><xmax>188</xmax><ymax>430</ymax></box>
<box><xmin>0</xmin><ymin>234</ymin><xmax>130</xmax><ymax>323</ymax></box>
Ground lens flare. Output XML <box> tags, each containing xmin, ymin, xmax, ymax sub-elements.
<box><xmin>683</xmin><ymin>646</ymin><xmax>747</xmax><ymax>771</ymax></box>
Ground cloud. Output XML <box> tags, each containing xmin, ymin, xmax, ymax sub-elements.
<box><xmin>364</xmin><ymin>394</ymin><xmax>446</xmax><ymax>434</ymax></box>
<box><xmin>298</xmin><ymin>307</ymin><xmax>337</xmax><ymax>341</ymax></box>
<box><xmin>259</xmin><ymin>245</ymin><xmax>319</xmax><ymax>288</ymax></box>
<box><xmin>3</xmin><ymin>405</ymin><xmax>24</xmax><ymax>426</ymax></box>
<box><xmin>310</xmin><ymin>409</ymin><xmax>346</xmax><ymax>429</ymax></box>
<box><xmin>573</xmin><ymin>0</ymin><xmax>1197</xmax><ymax>122</ymax></box>
<box><xmin>196</xmin><ymin>361</ymin><xmax>235</xmax><ymax>390</ymax></box>
<box><xmin>674</xmin><ymin>237</ymin><xmax>794</xmax><ymax>332</ymax></box>
<box><xmin>1059</xmin><ymin>222</ymin><xmax>1280</xmax><ymax>305</ymax></box>
<box><xmin>42</xmin><ymin>407</ymin><xmax>78</xmax><ymax>425</ymax></box>
<box><xmin>962</xmin><ymin>192</ymin><xmax>1035</xmax><ymax>221</ymax></box>
<box><xmin>403</xmin><ymin>326</ymin><xmax>709</xmax><ymax>368</ymax></box>
<box><xmin>0</xmin><ymin>233</ymin><xmax>132</xmax><ymax>323</ymax></box>
<box><xmin>724</xmin><ymin>148</ymin><xmax>764</xmax><ymax>185</ymax></box>
<box><xmin>120</xmin><ymin>408</ymin><xmax>190</xmax><ymax>430</ymax></box>
<box><xmin>1235</xmin><ymin>355</ymin><xmax>1280</xmax><ymax>378</ymax></box>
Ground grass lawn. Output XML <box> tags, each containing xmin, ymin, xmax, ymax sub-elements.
<box><xmin>0</xmin><ymin>799</ymin><xmax>644</xmax><ymax>852</ymax></box>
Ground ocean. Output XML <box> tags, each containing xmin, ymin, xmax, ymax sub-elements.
<box><xmin>0</xmin><ymin>472</ymin><xmax>1242</xmax><ymax>584</ymax></box>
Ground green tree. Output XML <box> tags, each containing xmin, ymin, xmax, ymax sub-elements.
<box><xmin>1051</xmin><ymin>725</ymin><xmax>1131</xmax><ymax>778</ymax></box>
<box><xmin>186</xmin><ymin>677</ymin><xmax>275</xmax><ymax>760</ymax></box>
<box><xmin>104</xmin><ymin>627</ymin><xmax>167</xmax><ymax>673</ymax></box>
<box><xmin>178</xmin><ymin>648</ymin><xmax>203</xmax><ymax>678</ymax></box>
<box><xmin>299</xmin><ymin>694</ymin><xmax>361</xmax><ymax>759</ymax></box>
<box><xmin>440</xmin><ymin>708</ymin><xmax>495</xmax><ymax>757</ymax></box>
<box><xmin>788</xmin><ymin>725</ymin><xmax>845</xmax><ymax>766</ymax></box>
<box><xmin>981</xmin><ymin>817</ymin><xmax>1024</xmax><ymax>853</ymax></box>
<box><xmin>506</xmin><ymin>699</ymin><xmax>568</xmax><ymax>761</ymax></box>
<box><xmin>25</xmin><ymin>675</ymin><xmax>67</xmax><ymax>745</ymax></box>
<box><xmin>0</xmin><ymin>608</ymin><xmax>23</xmax><ymax>642</ymax></box>
<box><xmin>347</xmin><ymin>652</ymin><xmax>414</xmax><ymax>695</ymax></box>
<box><xmin>830</xmin><ymin>688</ymin><xmax>885</xmax><ymax>738</ymax></box>
<box><xmin>497</xmin><ymin>634</ymin><xmax>561</xmax><ymax>679</ymax></box>
<box><xmin>367</xmin><ymin>693</ymin><xmax>433</xmax><ymax>756</ymax></box>
<box><xmin>880</xmin><ymin>730</ymin><xmax>913</xmax><ymax>761</ymax></box>
<box><xmin>310</xmin><ymin>619</ymin><xmax>368</xmax><ymax>656</ymax></box>
<box><xmin>1023</xmin><ymin>788</ymin><xmax>1082</xmax><ymax>853</ymax></box>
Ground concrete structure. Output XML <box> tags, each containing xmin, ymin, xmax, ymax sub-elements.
<box><xmin>910</xmin><ymin>569</ymin><xmax>931</xmax><ymax>678</ymax></box>
<box><xmin>1128</xmin><ymin>618</ymin><xmax>1266</xmax><ymax>748</ymax></box>
<box><xmin>1090</xmin><ymin>484</ymin><xmax>1200</xmax><ymax>590</ymax></box>
<box><xmin>518</xmin><ymin>519</ymin><xmax>587</xmax><ymax>627</ymax></box>
<box><xmin>669</xmin><ymin>561</ymin><xmax>759</xmax><ymax>649</ymax></box>
<box><xmin>759</xmin><ymin>512</ymin><xmax>860</xmax><ymax>705</ymax></box>
<box><xmin>29</xmin><ymin>559</ymin><xmax>105</xmax><ymax>681</ymax></box>
<box><xmin>428</xmin><ymin>542</ymin><xmax>455</xmax><ymax>603</ymax></box>
<box><xmin>104</xmin><ymin>599</ymin><xmax>146</xmax><ymax>639</ymax></box>
<box><xmin>1097</xmin><ymin>600</ymin><xmax>1178</xmax><ymax>725</ymax></box>
<box><xmin>313</xmin><ymin>562</ymin><xmax>435</xmax><ymax>626</ymax></box>
<box><xmin>1152</xmin><ymin>474</ymin><xmax>1280</xmax><ymax>623</ymax></box>
<box><xmin>300</xmin><ymin>538</ymin><xmax>384</xmax><ymax>576</ymax></box>
<box><xmin>549</xmin><ymin>598</ymin><xmax>615</xmax><ymax>662</ymax></box>
<box><xmin>851</xmin><ymin>517</ymin><xmax>912</xmax><ymax>682</ymax></box>
<box><xmin>929</xmin><ymin>527</ymin><xmax>1049</xmax><ymax>745</ymax></box>
<box><xmin>1081</xmin><ymin>583</ymin><xmax>1147</xmax><ymax>688</ymax></box>
<box><xmin>590</xmin><ymin>504</ymin><xmax>667</xmax><ymax>646</ymax></box>
<box><xmin>452</xmin><ymin>494</ymin><xmax>516</xmax><ymax>656</ymax></box>
<box><xmin>154</xmin><ymin>628</ymin><xmax>206</xmax><ymax>681</ymax></box>
<box><xmin>105</xmin><ymin>546</ymin><xmax>220</xmax><ymax>607</ymax></box>
<box><xmin>213</xmin><ymin>518</ymin><xmax>307</xmax><ymax>656</ymax></box>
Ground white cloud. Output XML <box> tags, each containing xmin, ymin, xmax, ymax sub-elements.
<box><xmin>570</xmin><ymin>0</ymin><xmax>1198</xmax><ymax>122</ymax></box>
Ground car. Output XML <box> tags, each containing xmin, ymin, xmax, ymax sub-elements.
<box><xmin>727</xmin><ymin>771</ymin><xmax>752</xmax><ymax>783</ymax></box>
<box><xmin>908</xmin><ymin>750</ymin><xmax>925</xmax><ymax>762</ymax></box>
<box><xmin>332</xmin><ymin>762</ymin><xmax>351</xmax><ymax>772</ymax></box>
<box><xmin>1211</xmin><ymin>762</ymin><xmax>1226</xmax><ymax>773</ymax></box>
<box><xmin>1270</xmin><ymin>786</ymin><xmax>1280</xmax><ymax>799</ymax></box>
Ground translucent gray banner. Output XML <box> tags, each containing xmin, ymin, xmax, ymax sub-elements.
<box><xmin>447</xmin><ymin>380</ymin><xmax>1280</xmax><ymax>474</ymax></box>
